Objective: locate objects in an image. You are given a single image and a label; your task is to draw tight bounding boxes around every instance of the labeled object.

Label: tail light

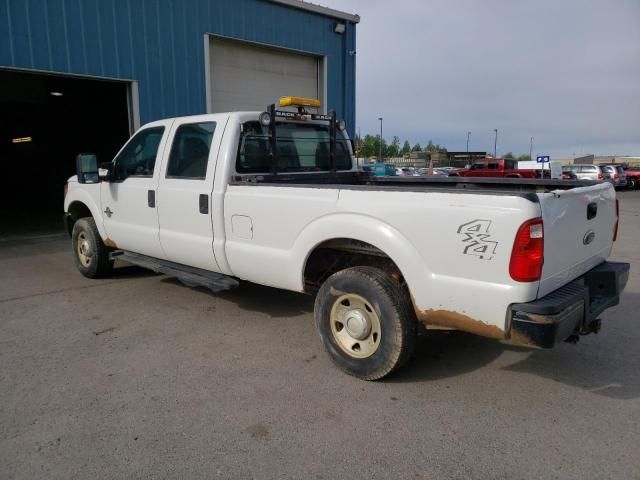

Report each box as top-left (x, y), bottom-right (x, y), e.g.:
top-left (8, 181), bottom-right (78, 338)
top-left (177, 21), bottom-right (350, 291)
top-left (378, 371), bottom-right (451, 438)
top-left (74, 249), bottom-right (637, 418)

top-left (597, 173), bottom-right (604, 180)
top-left (614, 174), bottom-right (619, 180)
top-left (613, 199), bottom-right (619, 241)
top-left (509, 218), bottom-right (544, 282)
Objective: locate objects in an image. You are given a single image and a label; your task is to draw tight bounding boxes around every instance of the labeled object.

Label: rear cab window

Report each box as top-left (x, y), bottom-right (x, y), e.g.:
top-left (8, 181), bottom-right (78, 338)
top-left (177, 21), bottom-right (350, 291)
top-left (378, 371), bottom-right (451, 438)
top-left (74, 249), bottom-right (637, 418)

top-left (236, 121), bottom-right (353, 174)
top-left (166, 122), bottom-right (216, 179)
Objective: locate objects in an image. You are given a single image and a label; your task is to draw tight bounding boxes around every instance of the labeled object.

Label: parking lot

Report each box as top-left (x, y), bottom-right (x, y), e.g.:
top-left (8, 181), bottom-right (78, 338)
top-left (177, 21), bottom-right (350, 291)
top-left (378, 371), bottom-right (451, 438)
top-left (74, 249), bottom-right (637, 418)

top-left (1, 190), bottom-right (638, 479)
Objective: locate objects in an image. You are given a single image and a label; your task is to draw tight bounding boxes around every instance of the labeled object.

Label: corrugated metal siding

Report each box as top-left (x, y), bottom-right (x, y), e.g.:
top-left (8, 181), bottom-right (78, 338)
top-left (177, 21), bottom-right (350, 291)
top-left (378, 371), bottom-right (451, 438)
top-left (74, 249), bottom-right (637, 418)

top-left (0, 0), bottom-right (356, 134)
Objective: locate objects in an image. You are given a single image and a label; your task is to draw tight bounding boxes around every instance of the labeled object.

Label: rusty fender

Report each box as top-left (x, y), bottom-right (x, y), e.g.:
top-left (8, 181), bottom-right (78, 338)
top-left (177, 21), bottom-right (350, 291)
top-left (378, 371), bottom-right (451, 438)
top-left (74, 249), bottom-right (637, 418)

top-left (413, 307), bottom-right (506, 340)
top-left (103, 238), bottom-right (118, 248)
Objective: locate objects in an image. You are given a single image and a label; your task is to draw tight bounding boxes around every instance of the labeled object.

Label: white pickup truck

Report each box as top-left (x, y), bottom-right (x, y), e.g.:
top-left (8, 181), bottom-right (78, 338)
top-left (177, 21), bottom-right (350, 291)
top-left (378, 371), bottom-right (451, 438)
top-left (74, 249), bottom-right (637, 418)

top-left (64, 97), bottom-right (629, 380)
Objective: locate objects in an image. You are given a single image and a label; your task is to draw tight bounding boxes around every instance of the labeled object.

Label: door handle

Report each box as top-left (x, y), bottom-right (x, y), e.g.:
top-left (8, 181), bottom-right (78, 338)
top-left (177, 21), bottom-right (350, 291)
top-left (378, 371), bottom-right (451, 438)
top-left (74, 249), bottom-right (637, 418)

top-left (199, 194), bottom-right (209, 214)
top-left (148, 190), bottom-right (155, 208)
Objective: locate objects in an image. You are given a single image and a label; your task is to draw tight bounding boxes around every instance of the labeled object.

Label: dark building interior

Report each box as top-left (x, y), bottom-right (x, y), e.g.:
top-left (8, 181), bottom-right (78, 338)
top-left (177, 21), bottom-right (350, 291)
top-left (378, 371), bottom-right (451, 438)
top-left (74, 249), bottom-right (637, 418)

top-left (0, 70), bottom-right (131, 237)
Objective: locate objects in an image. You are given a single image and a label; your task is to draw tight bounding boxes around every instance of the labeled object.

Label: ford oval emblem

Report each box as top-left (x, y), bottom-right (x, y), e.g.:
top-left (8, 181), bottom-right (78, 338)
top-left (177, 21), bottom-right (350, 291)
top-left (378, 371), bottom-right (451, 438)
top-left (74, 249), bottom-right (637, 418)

top-left (583, 230), bottom-right (596, 245)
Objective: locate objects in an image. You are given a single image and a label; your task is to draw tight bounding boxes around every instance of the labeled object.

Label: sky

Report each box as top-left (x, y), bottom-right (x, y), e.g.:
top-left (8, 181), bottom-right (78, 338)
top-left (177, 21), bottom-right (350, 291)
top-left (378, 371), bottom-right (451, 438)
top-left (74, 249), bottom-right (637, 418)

top-left (318, 0), bottom-right (640, 158)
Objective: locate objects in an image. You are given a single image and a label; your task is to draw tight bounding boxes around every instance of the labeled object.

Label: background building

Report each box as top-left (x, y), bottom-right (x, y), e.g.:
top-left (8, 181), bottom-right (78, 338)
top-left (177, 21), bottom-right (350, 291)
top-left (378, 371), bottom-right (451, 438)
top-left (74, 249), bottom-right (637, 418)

top-left (0, 0), bottom-right (358, 233)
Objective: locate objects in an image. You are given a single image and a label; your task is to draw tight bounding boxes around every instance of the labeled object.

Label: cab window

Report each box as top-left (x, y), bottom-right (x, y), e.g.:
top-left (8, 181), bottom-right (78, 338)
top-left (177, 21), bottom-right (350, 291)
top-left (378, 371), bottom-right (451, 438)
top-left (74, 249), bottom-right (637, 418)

top-left (113, 127), bottom-right (165, 181)
top-left (504, 160), bottom-right (516, 170)
top-left (237, 121), bottom-right (352, 173)
top-left (166, 122), bottom-right (216, 179)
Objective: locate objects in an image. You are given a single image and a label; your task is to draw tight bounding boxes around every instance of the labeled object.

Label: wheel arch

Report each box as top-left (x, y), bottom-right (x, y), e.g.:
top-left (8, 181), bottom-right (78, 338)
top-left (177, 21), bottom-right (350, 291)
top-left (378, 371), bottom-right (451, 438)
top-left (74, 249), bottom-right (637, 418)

top-left (64, 188), bottom-right (106, 239)
top-left (294, 213), bottom-right (430, 305)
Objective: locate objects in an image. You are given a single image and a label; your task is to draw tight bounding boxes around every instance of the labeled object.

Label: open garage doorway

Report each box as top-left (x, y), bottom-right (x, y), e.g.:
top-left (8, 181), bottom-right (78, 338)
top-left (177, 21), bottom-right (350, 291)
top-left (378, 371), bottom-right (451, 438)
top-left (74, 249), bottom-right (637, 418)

top-left (0, 70), bottom-right (132, 239)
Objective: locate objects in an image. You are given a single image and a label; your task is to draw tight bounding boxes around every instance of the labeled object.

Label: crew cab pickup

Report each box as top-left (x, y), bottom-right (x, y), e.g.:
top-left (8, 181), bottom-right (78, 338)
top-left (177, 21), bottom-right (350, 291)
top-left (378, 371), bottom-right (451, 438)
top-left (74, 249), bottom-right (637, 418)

top-left (451, 158), bottom-right (541, 178)
top-left (64, 97), bottom-right (629, 380)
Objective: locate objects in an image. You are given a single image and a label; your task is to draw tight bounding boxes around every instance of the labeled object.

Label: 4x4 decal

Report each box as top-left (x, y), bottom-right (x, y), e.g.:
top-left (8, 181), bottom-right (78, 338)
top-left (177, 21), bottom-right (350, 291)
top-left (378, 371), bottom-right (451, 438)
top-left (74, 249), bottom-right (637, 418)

top-left (457, 219), bottom-right (498, 260)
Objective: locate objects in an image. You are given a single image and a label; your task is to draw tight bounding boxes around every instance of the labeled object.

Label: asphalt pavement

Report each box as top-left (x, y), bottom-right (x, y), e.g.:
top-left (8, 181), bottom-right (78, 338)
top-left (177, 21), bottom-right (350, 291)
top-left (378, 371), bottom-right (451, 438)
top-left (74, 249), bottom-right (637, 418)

top-left (1, 190), bottom-right (639, 479)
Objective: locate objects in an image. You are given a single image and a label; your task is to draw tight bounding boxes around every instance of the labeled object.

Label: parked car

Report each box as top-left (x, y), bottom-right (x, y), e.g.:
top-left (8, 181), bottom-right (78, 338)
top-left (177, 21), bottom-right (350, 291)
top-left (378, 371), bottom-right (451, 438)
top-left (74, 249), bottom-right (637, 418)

top-left (562, 170), bottom-right (578, 180)
top-left (622, 165), bottom-right (640, 189)
top-left (397, 167), bottom-right (416, 176)
top-left (63, 97), bottom-right (629, 380)
top-left (415, 167), bottom-right (447, 176)
top-left (449, 158), bottom-right (540, 178)
top-left (562, 164), bottom-right (608, 181)
top-left (363, 163), bottom-right (397, 177)
top-left (605, 163), bottom-right (635, 189)
top-left (599, 165), bottom-right (627, 189)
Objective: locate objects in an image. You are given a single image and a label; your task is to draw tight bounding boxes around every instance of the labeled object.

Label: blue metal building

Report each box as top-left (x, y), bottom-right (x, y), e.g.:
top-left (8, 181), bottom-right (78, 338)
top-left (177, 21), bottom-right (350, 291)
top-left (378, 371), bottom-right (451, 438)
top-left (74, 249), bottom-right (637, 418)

top-left (0, 0), bottom-right (358, 132)
top-left (0, 0), bottom-right (358, 226)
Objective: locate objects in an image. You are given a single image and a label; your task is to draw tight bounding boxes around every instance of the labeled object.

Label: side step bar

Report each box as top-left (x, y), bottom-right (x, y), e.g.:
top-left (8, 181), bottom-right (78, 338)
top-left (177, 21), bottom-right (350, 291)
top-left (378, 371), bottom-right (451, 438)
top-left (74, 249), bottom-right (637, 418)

top-left (111, 251), bottom-right (239, 293)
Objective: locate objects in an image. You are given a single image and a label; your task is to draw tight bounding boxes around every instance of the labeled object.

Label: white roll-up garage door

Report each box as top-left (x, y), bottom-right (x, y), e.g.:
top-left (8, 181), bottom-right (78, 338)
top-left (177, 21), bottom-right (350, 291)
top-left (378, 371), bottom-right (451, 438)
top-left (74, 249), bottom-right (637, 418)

top-left (208, 37), bottom-right (322, 113)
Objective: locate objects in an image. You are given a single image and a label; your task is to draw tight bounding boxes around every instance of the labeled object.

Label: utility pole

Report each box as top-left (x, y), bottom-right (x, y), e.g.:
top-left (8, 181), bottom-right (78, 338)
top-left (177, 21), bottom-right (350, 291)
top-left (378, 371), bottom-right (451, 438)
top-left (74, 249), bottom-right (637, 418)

top-left (357, 127), bottom-right (361, 166)
top-left (493, 129), bottom-right (498, 158)
top-left (529, 136), bottom-right (534, 161)
top-left (378, 117), bottom-right (383, 163)
top-left (466, 131), bottom-right (471, 164)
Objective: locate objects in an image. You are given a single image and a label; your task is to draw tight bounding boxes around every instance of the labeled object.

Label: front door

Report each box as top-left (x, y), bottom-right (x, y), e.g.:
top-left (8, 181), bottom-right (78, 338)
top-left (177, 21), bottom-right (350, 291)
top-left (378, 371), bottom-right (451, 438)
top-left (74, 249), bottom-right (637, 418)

top-left (156, 115), bottom-right (227, 271)
top-left (101, 121), bottom-right (172, 259)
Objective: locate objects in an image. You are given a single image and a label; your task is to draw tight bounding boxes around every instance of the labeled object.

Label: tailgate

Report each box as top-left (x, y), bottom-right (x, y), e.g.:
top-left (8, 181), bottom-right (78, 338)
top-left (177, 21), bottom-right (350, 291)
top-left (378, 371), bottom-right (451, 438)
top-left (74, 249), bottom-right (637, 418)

top-left (537, 183), bottom-right (616, 298)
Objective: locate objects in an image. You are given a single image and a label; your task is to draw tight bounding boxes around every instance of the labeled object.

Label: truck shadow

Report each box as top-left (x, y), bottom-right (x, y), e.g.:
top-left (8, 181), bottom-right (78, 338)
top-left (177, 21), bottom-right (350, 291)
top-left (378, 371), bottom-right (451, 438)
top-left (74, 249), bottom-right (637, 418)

top-left (162, 278), bottom-right (640, 399)
top-left (393, 293), bottom-right (640, 399)
top-left (388, 331), bottom-right (511, 383)
top-left (204, 281), bottom-right (314, 318)
top-left (390, 331), bottom-right (640, 400)
top-left (500, 292), bottom-right (640, 400)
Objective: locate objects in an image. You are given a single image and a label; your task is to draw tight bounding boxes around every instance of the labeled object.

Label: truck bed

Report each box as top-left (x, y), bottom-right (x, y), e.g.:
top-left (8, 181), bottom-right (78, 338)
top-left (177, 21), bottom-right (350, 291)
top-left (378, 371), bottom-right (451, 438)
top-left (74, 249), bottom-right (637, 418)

top-left (230, 171), bottom-right (599, 197)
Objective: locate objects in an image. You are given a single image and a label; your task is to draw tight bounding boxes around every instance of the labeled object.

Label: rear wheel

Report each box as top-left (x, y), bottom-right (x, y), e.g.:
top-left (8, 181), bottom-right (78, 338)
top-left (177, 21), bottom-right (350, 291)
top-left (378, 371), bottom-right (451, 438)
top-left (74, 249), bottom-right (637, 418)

top-left (71, 217), bottom-right (114, 278)
top-left (314, 267), bottom-right (416, 380)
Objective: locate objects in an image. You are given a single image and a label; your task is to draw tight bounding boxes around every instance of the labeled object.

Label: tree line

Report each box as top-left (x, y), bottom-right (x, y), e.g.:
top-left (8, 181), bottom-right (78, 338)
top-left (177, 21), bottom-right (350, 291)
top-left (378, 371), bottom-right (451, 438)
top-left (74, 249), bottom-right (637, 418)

top-left (355, 134), bottom-right (446, 158)
top-left (503, 152), bottom-right (533, 161)
top-left (354, 134), bottom-right (533, 162)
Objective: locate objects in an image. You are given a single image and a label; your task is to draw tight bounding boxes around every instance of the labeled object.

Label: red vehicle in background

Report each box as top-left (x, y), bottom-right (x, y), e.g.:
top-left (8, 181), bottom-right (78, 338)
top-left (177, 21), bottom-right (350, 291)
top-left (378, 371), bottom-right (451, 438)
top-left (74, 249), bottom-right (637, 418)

top-left (622, 165), bottom-right (640, 189)
top-left (449, 158), bottom-right (541, 178)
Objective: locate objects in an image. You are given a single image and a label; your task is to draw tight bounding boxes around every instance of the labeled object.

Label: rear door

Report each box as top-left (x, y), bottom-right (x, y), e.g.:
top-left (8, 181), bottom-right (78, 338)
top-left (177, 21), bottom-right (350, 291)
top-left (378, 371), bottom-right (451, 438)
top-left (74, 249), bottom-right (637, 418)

top-left (536, 182), bottom-right (616, 297)
top-left (156, 115), bottom-right (228, 271)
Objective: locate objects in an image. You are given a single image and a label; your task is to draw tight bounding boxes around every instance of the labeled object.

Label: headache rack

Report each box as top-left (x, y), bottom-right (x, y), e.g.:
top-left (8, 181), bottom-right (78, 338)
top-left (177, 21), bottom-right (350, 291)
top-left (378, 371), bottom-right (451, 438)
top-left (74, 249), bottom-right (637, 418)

top-left (260, 97), bottom-right (346, 175)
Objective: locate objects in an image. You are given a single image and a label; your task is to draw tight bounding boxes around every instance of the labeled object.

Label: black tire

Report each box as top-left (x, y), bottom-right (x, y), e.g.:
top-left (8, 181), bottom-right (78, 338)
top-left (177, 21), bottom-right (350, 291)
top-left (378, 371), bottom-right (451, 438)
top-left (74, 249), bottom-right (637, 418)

top-left (71, 217), bottom-right (114, 278)
top-left (314, 266), bottom-right (417, 380)
top-left (629, 177), bottom-right (638, 190)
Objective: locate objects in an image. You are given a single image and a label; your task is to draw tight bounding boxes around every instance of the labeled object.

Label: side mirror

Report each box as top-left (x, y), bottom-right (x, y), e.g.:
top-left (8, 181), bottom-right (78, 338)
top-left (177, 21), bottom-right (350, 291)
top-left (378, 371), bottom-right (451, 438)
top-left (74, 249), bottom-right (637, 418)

top-left (76, 153), bottom-right (100, 184)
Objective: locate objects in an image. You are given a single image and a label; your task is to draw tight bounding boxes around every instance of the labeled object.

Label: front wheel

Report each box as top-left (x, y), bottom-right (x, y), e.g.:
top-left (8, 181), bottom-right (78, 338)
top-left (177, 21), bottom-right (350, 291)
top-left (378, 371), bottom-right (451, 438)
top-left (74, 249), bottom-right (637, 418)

top-left (629, 177), bottom-right (638, 189)
top-left (71, 217), bottom-right (114, 278)
top-left (314, 267), bottom-right (417, 380)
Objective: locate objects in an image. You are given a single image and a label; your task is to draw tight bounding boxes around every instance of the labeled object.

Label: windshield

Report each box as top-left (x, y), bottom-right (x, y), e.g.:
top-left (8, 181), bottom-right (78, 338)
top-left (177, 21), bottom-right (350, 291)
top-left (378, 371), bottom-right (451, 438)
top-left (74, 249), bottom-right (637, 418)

top-left (237, 121), bottom-right (353, 173)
